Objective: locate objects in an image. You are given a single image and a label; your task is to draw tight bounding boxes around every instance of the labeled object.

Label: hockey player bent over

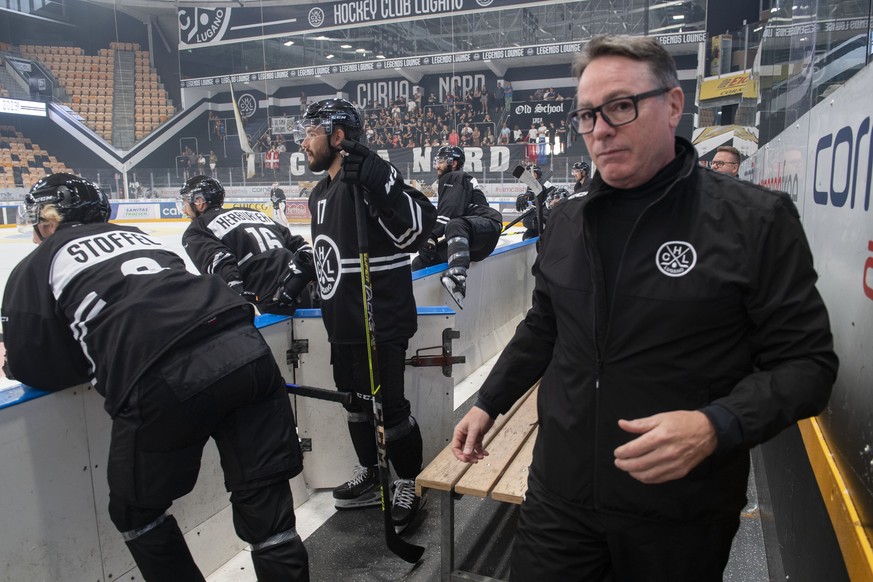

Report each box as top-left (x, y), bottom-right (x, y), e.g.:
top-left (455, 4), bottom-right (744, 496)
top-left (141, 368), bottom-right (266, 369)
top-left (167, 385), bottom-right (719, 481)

top-left (179, 175), bottom-right (315, 315)
top-left (296, 99), bottom-right (437, 533)
top-left (411, 145), bottom-right (502, 309)
top-left (2, 173), bottom-right (309, 581)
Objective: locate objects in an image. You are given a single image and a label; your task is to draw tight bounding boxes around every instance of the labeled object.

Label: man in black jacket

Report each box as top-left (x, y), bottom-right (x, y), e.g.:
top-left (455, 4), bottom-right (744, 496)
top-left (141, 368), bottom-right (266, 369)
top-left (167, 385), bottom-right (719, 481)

top-left (411, 145), bottom-right (502, 308)
top-left (180, 175), bottom-right (314, 315)
top-left (452, 35), bottom-right (837, 581)
top-left (297, 98), bottom-right (436, 533)
top-left (3, 173), bottom-right (309, 581)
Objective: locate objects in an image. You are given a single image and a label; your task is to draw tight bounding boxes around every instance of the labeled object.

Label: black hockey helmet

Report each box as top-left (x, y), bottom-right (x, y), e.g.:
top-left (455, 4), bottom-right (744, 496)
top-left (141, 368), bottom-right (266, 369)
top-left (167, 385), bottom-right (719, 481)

top-left (530, 165), bottom-right (542, 179)
top-left (294, 98), bottom-right (362, 144)
top-left (19, 173), bottom-right (110, 233)
top-left (573, 161), bottom-right (590, 173)
top-left (179, 175), bottom-right (225, 208)
top-left (433, 145), bottom-right (465, 169)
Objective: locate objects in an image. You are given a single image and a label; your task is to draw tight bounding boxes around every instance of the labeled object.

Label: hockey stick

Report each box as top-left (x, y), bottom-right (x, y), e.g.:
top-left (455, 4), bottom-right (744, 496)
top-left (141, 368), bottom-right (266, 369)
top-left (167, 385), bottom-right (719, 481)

top-left (352, 185), bottom-right (425, 564)
top-left (286, 383), bottom-right (355, 406)
top-left (502, 205), bottom-right (536, 233)
top-left (512, 165), bottom-right (549, 238)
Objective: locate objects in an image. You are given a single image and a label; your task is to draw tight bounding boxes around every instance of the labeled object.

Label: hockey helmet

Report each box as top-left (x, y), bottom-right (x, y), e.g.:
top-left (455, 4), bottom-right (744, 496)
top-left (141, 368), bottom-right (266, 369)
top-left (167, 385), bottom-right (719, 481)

top-left (18, 173), bottom-right (110, 234)
top-left (294, 98), bottom-right (362, 144)
top-left (573, 161), bottom-right (590, 173)
top-left (179, 175), bottom-right (225, 209)
top-left (548, 187), bottom-right (570, 202)
top-left (433, 145), bottom-right (465, 169)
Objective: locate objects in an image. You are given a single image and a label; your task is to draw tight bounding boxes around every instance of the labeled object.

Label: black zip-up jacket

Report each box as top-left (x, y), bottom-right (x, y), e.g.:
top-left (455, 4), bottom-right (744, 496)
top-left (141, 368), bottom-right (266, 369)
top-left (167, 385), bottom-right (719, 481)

top-left (2, 222), bottom-right (253, 417)
top-left (477, 138), bottom-right (837, 522)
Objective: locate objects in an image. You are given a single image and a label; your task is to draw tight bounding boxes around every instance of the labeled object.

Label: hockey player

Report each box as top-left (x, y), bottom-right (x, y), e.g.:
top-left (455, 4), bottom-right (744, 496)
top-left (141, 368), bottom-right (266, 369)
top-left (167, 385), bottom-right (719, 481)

top-left (572, 160), bottom-right (592, 194)
top-left (179, 175), bottom-right (315, 315)
top-left (270, 181), bottom-right (290, 228)
top-left (2, 173), bottom-right (309, 581)
top-left (514, 165), bottom-right (553, 240)
top-left (296, 98), bottom-right (437, 533)
top-left (411, 145), bottom-right (502, 309)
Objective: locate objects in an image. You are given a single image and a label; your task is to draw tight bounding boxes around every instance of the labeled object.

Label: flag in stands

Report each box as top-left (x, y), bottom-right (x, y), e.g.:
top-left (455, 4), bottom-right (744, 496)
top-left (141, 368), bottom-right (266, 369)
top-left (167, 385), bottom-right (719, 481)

top-left (229, 84), bottom-right (256, 179)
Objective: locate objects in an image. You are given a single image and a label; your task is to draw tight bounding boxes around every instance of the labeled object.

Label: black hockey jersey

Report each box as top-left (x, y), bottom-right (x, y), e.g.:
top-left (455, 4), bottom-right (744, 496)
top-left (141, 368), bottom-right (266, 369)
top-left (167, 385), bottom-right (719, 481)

top-left (431, 170), bottom-right (502, 240)
top-left (2, 222), bottom-right (253, 417)
top-left (309, 167), bottom-right (436, 344)
top-left (182, 206), bottom-right (309, 309)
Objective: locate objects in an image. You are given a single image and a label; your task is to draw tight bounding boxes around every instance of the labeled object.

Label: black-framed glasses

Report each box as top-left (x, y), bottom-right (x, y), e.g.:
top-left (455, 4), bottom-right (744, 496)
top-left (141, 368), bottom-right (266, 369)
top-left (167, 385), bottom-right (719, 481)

top-left (568, 87), bottom-right (672, 135)
top-left (710, 160), bottom-right (738, 168)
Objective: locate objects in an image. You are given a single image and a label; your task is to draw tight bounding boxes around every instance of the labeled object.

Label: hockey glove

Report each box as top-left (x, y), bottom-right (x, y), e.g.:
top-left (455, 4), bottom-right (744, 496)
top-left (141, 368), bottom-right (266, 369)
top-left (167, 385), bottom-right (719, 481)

top-left (340, 139), bottom-right (402, 209)
top-left (228, 280), bottom-right (258, 303)
top-left (290, 247), bottom-right (317, 282)
top-left (418, 236), bottom-right (439, 262)
top-left (515, 192), bottom-right (533, 212)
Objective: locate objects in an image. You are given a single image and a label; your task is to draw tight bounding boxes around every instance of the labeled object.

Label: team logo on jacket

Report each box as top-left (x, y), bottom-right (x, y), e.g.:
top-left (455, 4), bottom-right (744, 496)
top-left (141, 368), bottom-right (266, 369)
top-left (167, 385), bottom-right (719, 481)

top-left (656, 241), bottom-right (696, 277)
top-left (314, 234), bottom-right (341, 299)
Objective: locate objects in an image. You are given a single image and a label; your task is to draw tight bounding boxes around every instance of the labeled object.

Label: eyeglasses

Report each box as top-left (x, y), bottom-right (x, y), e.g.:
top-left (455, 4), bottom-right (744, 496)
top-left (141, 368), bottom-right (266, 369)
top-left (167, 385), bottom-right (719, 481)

top-left (710, 160), bottom-right (738, 168)
top-left (568, 87), bottom-right (672, 135)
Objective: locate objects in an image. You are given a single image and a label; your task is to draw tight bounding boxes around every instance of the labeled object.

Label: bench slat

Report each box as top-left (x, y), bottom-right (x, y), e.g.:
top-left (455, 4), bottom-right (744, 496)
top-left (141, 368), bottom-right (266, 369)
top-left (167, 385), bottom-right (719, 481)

top-left (491, 425), bottom-right (538, 505)
top-left (453, 386), bottom-right (539, 498)
top-left (415, 384), bottom-right (537, 497)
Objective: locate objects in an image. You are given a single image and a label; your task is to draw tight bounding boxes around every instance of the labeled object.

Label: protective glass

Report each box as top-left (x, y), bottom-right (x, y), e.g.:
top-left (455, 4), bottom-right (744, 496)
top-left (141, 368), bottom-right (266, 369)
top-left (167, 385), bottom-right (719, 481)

top-left (568, 87), bottom-right (671, 135)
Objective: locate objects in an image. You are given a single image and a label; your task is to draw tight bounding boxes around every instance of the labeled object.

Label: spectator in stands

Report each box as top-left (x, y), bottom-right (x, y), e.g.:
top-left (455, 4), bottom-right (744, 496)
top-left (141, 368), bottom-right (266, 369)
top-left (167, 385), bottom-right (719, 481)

top-left (197, 152), bottom-right (206, 175)
top-left (4, 173), bottom-right (310, 582)
top-left (482, 128), bottom-right (496, 147)
top-left (452, 34), bottom-right (837, 582)
top-left (499, 124), bottom-right (511, 144)
top-left (544, 87), bottom-right (557, 101)
top-left (448, 128), bottom-right (460, 146)
top-left (209, 150), bottom-right (218, 176)
top-left (527, 123), bottom-right (538, 143)
top-left (494, 81), bottom-right (505, 113)
top-left (504, 81), bottom-right (513, 110)
top-left (711, 145), bottom-right (742, 177)
top-left (480, 87), bottom-right (489, 117)
top-left (513, 125), bottom-right (524, 143)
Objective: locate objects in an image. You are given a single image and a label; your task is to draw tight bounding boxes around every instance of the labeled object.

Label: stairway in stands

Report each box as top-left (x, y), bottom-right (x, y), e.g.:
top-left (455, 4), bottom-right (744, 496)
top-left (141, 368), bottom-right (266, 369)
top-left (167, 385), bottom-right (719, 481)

top-left (112, 50), bottom-right (136, 149)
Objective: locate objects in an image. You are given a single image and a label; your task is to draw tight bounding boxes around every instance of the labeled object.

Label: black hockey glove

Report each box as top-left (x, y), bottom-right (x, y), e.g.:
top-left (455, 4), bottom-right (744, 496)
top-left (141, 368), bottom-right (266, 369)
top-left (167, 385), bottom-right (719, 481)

top-left (290, 247), bottom-right (316, 282)
top-left (340, 139), bottom-right (402, 209)
top-left (275, 249), bottom-right (316, 308)
top-left (515, 192), bottom-right (534, 212)
top-left (228, 280), bottom-right (258, 303)
top-left (418, 236), bottom-right (439, 262)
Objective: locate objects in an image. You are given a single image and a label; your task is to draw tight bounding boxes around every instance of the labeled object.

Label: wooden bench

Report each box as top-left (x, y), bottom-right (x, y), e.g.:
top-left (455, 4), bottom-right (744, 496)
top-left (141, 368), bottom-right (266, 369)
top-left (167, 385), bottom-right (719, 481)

top-left (416, 384), bottom-right (539, 582)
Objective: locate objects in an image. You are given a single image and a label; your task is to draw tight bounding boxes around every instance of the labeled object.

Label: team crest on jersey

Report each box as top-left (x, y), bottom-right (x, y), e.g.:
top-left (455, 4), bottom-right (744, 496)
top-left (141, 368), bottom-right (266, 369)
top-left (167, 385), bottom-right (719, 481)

top-left (656, 241), bottom-right (696, 277)
top-left (314, 234), bottom-right (341, 299)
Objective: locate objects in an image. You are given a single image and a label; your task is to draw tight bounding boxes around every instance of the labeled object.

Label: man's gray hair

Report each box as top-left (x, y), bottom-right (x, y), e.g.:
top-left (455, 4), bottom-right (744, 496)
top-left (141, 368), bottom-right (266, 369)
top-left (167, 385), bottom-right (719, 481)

top-left (572, 35), bottom-right (680, 89)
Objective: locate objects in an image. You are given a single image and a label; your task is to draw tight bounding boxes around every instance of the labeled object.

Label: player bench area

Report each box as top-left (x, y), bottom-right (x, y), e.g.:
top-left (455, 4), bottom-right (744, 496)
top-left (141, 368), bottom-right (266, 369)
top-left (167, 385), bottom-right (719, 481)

top-left (416, 383), bottom-right (539, 582)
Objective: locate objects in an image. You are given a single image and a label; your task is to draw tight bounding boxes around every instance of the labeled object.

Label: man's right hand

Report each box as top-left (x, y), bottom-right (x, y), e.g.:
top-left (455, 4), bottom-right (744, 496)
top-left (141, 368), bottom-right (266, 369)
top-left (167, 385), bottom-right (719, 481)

top-left (451, 406), bottom-right (494, 463)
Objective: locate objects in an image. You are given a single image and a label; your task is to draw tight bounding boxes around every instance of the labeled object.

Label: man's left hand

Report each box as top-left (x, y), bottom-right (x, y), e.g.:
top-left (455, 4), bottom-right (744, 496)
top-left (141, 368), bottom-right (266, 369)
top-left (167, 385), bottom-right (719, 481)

top-left (613, 410), bottom-right (717, 484)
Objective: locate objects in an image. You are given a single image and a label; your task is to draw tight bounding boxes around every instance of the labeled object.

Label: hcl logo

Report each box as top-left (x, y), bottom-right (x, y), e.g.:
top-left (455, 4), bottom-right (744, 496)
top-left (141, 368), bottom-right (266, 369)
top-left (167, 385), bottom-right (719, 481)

top-left (813, 117), bottom-right (872, 210)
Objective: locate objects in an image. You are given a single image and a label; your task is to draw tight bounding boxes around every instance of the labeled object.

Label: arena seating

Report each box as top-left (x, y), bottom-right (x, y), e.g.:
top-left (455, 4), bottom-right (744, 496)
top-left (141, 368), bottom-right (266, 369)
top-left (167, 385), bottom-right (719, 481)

top-left (18, 42), bottom-right (175, 144)
top-left (0, 125), bottom-right (72, 189)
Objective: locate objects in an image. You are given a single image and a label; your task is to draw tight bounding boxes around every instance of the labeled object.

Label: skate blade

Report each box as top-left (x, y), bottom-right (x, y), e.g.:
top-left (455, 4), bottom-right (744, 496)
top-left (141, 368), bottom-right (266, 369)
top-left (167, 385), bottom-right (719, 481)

top-left (440, 277), bottom-right (464, 310)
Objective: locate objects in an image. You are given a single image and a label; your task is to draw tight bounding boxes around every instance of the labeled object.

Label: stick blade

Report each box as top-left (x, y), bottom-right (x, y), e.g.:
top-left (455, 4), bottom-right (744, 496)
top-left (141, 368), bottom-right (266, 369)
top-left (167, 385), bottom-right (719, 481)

top-left (382, 495), bottom-right (425, 563)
